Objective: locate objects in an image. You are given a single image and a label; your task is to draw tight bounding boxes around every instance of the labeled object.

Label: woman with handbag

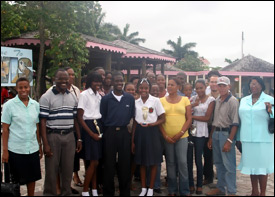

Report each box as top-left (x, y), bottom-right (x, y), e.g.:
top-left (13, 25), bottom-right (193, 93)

top-left (238, 77), bottom-right (274, 196)
top-left (1, 77), bottom-right (42, 196)
top-left (188, 79), bottom-right (215, 195)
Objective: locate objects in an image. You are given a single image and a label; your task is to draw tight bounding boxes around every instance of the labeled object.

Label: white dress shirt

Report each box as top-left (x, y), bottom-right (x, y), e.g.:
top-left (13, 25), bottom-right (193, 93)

top-left (135, 95), bottom-right (165, 124)
top-left (78, 88), bottom-right (102, 120)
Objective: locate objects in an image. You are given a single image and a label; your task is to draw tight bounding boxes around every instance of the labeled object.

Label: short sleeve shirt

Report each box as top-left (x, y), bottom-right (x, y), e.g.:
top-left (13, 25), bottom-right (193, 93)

top-left (39, 87), bottom-right (78, 129)
top-left (135, 95), bottom-right (165, 124)
top-left (192, 95), bottom-right (215, 137)
top-left (1, 95), bottom-right (40, 154)
top-left (160, 96), bottom-right (191, 139)
top-left (212, 93), bottom-right (239, 128)
top-left (78, 88), bottom-right (102, 120)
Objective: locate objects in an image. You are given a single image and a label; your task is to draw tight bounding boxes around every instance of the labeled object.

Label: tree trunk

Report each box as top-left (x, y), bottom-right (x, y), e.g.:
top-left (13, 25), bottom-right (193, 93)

top-left (35, 12), bottom-right (45, 101)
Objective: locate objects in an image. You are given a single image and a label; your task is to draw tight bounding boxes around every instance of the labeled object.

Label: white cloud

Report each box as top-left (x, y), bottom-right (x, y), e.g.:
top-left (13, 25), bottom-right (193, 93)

top-left (100, 1), bottom-right (274, 67)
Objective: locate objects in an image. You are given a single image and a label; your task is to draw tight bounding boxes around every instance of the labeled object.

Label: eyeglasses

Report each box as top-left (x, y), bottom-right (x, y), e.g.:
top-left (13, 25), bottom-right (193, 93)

top-left (140, 78), bottom-right (149, 85)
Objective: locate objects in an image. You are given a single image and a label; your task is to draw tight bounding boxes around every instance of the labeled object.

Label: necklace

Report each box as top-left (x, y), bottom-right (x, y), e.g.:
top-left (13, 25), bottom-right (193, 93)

top-left (252, 97), bottom-right (259, 104)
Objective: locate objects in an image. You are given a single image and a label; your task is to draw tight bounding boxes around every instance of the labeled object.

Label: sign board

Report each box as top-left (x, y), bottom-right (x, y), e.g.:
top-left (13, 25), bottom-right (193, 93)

top-left (1, 47), bottom-right (33, 86)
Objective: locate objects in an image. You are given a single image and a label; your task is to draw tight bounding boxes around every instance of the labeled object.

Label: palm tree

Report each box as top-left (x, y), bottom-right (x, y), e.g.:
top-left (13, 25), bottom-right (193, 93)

top-left (161, 36), bottom-right (198, 61)
top-left (115, 23), bottom-right (146, 45)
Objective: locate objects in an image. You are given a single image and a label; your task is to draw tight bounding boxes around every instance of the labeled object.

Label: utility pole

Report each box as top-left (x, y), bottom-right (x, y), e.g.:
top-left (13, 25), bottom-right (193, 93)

top-left (241, 31), bottom-right (244, 58)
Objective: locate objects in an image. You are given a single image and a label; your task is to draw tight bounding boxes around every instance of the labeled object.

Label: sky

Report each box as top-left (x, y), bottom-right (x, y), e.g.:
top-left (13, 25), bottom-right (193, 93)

top-left (99, 1), bottom-right (274, 68)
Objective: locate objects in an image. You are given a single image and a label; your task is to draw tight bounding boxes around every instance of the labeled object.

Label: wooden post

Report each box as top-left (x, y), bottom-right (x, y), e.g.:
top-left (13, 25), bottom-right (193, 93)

top-left (187, 75), bottom-right (189, 83)
top-left (161, 63), bottom-right (164, 75)
top-left (153, 63), bottom-right (156, 75)
top-left (239, 75), bottom-right (242, 98)
top-left (105, 53), bottom-right (112, 72)
top-left (142, 59), bottom-right (146, 77)
top-left (127, 66), bottom-right (131, 82)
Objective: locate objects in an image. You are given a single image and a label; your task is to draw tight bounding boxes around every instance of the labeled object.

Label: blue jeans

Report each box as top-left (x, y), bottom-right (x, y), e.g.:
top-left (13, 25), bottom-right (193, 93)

top-left (187, 137), bottom-right (205, 188)
top-left (212, 131), bottom-right (236, 195)
top-left (164, 138), bottom-right (189, 195)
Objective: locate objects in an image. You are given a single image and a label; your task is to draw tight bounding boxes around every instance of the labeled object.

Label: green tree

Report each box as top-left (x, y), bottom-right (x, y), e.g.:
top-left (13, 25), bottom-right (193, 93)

top-left (2, 1), bottom-right (89, 99)
top-left (1, 1), bottom-right (35, 41)
top-left (114, 23), bottom-right (146, 45)
top-left (161, 36), bottom-right (198, 61)
top-left (175, 54), bottom-right (206, 71)
top-left (225, 58), bottom-right (239, 64)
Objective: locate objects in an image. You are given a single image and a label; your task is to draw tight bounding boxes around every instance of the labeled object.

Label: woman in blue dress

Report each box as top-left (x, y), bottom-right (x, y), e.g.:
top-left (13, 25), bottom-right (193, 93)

top-left (238, 77), bottom-right (274, 196)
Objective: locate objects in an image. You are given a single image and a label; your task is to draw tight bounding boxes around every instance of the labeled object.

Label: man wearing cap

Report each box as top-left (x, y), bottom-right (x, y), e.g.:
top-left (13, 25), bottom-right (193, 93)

top-left (206, 76), bottom-right (239, 196)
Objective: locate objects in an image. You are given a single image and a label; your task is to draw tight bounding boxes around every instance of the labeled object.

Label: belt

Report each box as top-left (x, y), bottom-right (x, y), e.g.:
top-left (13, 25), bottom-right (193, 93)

top-left (215, 127), bottom-right (230, 132)
top-left (108, 126), bottom-right (127, 131)
top-left (47, 128), bottom-right (73, 135)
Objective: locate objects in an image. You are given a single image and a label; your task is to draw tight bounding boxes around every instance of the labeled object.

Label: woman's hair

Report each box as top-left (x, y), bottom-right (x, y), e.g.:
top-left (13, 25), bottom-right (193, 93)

top-left (85, 71), bottom-right (103, 89)
top-left (248, 77), bottom-right (266, 92)
top-left (137, 78), bottom-right (152, 92)
top-left (124, 82), bottom-right (134, 91)
top-left (130, 76), bottom-right (140, 83)
top-left (183, 82), bottom-right (193, 89)
top-left (92, 67), bottom-right (105, 72)
top-left (169, 78), bottom-right (181, 86)
top-left (16, 77), bottom-right (29, 86)
top-left (105, 71), bottom-right (112, 77)
top-left (195, 78), bottom-right (206, 86)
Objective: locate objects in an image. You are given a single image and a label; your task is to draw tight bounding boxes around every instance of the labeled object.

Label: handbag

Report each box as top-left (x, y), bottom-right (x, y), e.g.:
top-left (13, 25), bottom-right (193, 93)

top-left (266, 105), bottom-right (274, 134)
top-left (1, 163), bottom-right (21, 196)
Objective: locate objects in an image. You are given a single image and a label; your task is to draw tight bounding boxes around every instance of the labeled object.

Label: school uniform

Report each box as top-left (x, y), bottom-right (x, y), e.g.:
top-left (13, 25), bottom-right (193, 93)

top-left (78, 88), bottom-right (102, 161)
top-left (134, 95), bottom-right (165, 166)
top-left (100, 91), bottom-right (135, 196)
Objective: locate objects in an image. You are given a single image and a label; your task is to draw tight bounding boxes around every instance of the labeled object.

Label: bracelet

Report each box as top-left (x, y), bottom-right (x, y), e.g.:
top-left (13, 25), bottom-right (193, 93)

top-left (78, 139), bottom-right (83, 142)
top-left (180, 130), bottom-right (185, 134)
top-left (227, 138), bottom-right (233, 144)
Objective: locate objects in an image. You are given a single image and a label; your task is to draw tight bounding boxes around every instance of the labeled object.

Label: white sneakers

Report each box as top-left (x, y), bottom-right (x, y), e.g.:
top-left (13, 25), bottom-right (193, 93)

top-left (81, 190), bottom-right (98, 196)
top-left (139, 188), bottom-right (154, 196)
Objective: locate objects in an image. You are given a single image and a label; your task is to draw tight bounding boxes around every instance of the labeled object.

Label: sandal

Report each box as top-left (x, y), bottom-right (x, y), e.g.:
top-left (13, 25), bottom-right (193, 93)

top-left (74, 181), bottom-right (84, 187)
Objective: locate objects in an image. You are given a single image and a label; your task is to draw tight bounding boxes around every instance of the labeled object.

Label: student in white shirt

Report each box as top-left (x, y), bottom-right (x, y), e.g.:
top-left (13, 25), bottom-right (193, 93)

top-left (77, 71), bottom-right (103, 197)
top-left (131, 78), bottom-right (166, 196)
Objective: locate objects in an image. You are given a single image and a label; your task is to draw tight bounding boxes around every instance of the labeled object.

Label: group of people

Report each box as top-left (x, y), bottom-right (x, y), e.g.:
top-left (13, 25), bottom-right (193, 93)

top-left (1, 67), bottom-right (274, 196)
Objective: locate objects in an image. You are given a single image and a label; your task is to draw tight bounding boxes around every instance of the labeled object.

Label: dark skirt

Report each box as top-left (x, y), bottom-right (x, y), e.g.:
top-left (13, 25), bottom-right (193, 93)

top-left (134, 125), bottom-right (163, 166)
top-left (82, 119), bottom-right (103, 161)
top-left (8, 150), bottom-right (41, 185)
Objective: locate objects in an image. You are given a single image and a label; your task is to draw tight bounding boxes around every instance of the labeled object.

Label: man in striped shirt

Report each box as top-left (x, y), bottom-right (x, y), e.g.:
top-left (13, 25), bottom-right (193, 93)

top-left (39, 69), bottom-right (82, 196)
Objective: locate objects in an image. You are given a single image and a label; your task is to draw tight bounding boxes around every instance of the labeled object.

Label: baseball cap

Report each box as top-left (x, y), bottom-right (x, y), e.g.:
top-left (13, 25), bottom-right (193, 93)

top-left (217, 76), bottom-right (230, 86)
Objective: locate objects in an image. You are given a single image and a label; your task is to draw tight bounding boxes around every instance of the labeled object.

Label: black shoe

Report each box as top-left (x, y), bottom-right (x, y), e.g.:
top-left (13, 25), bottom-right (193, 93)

top-left (71, 187), bottom-right (79, 194)
top-left (154, 188), bottom-right (162, 194)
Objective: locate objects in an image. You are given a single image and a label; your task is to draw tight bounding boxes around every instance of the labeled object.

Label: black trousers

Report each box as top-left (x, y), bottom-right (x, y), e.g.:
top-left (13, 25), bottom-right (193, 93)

top-left (103, 127), bottom-right (131, 196)
top-left (203, 125), bottom-right (214, 181)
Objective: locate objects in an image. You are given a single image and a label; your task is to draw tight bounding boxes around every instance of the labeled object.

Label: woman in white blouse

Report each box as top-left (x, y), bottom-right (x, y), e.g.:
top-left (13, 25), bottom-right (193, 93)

top-left (77, 72), bottom-right (103, 197)
top-left (188, 79), bottom-right (215, 194)
top-left (131, 78), bottom-right (165, 196)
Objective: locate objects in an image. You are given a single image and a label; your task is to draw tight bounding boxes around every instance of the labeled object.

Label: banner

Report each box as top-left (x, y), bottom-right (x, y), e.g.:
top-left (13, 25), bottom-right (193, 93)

top-left (1, 47), bottom-right (33, 86)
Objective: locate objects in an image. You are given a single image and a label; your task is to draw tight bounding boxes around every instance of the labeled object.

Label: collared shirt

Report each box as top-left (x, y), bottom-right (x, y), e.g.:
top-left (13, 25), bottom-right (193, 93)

top-left (78, 88), bottom-right (102, 120)
top-left (1, 95), bottom-right (40, 154)
top-left (39, 87), bottom-right (78, 129)
top-left (112, 91), bottom-right (123, 102)
top-left (212, 92), bottom-right (239, 128)
top-left (70, 84), bottom-right (81, 101)
top-left (239, 92), bottom-right (274, 143)
top-left (100, 91), bottom-right (135, 127)
top-left (135, 95), bottom-right (165, 124)
top-left (48, 84), bottom-right (80, 101)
